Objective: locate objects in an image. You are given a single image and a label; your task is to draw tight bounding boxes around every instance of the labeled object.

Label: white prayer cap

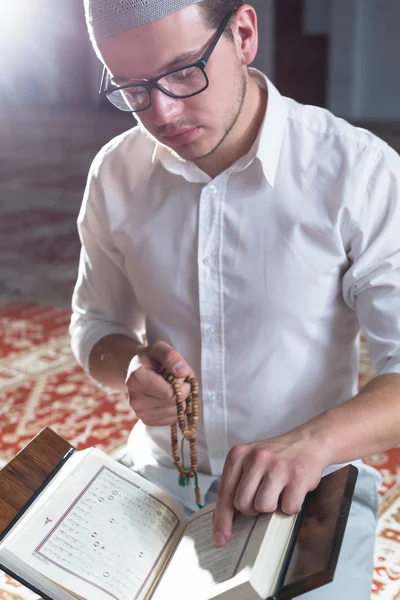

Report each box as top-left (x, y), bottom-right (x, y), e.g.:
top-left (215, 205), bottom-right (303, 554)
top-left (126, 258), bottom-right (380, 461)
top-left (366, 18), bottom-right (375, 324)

top-left (84, 0), bottom-right (204, 39)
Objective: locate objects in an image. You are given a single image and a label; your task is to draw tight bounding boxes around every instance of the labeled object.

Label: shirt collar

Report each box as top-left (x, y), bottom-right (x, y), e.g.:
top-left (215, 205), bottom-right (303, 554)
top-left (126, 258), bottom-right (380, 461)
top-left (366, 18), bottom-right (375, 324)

top-left (152, 69), bottom-right (289, 187)
top-left (251, 70), bottom-right (289, 187)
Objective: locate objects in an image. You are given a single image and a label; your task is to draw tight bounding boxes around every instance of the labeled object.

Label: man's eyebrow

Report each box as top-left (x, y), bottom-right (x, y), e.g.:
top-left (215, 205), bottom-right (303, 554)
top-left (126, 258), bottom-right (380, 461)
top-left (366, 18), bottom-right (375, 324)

top-left (113, 50), bottom-right (201, 84)
top-left (160, 49), bottom-right (202, 72)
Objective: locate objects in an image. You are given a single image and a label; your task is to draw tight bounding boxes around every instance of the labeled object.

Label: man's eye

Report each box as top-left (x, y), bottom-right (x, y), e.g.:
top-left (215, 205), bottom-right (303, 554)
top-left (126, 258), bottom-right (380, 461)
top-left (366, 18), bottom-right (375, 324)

top-left (169, 68), bottom-right (196, 82)
top-left (124, 89), bottom-right (147, 101)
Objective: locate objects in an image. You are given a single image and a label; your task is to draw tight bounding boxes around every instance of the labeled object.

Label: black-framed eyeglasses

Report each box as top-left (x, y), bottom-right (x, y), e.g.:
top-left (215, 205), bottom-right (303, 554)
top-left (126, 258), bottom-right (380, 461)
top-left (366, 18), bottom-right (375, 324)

top-left (99, 9), bottom-right (237, 113)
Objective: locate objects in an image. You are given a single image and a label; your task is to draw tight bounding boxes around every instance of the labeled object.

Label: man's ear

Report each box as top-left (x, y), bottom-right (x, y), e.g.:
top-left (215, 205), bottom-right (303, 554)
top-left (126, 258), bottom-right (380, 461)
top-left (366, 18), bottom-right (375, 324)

top-left (233, 5), bottom-right (258, 67)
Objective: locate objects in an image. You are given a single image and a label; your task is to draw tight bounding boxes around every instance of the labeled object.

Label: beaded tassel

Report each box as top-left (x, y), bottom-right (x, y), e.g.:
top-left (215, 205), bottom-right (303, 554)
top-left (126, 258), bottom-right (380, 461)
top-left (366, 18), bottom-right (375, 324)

top-left (161, 369), bottom-right (203, 509)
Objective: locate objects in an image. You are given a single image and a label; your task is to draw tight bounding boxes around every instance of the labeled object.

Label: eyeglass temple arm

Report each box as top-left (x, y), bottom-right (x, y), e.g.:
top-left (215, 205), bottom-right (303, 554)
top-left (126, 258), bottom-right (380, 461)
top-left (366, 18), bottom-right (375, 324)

top-left (202, 8), bottom-right (237, 63)
top-left (99, 66), bottom-right (107, 94)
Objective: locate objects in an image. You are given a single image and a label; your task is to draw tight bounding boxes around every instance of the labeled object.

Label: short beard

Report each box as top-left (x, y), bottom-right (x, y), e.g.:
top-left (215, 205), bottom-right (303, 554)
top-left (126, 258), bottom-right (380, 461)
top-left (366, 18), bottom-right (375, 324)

top-left (195, 70), bottom-right (248, 161)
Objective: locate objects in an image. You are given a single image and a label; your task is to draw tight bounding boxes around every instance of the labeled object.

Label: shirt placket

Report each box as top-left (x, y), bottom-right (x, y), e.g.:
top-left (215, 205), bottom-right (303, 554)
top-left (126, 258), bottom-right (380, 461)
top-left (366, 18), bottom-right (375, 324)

top-left (198, 179), bottom-right (229, 475)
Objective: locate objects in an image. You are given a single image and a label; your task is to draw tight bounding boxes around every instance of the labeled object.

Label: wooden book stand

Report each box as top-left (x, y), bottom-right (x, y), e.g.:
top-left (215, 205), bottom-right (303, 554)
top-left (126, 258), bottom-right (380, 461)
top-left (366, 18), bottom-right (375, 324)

top-left (0, 428), bottom-right (357, 600)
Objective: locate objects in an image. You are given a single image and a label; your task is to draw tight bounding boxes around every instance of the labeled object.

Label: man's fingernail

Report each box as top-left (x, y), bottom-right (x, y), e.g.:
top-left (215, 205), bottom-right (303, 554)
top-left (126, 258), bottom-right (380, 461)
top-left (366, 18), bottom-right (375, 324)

top-left (173, 362), bottom-right (186, 376)
top-left (214, 532), bottom-right (226, 547)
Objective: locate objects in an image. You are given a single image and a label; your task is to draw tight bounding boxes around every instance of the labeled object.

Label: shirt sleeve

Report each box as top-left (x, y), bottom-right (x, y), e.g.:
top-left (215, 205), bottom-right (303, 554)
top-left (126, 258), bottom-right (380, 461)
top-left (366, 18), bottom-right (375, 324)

top-left (70, 155), bottom-right (146, 373)
top-left (342, 142), bottom-right (400, 376)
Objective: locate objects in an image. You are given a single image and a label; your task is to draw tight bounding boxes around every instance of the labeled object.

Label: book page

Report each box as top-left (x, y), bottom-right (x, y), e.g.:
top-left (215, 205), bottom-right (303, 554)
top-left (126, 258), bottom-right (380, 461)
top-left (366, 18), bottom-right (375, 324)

top-left (150, 505), bottom-right (272, 600)
top-left (3, 449), bottom-right (186, 600)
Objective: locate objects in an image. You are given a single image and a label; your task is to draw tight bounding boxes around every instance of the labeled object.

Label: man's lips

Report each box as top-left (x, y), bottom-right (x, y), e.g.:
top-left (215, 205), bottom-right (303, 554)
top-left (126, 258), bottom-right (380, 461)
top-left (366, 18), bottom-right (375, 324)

top-left (161, 127), bottom-right (200, 143)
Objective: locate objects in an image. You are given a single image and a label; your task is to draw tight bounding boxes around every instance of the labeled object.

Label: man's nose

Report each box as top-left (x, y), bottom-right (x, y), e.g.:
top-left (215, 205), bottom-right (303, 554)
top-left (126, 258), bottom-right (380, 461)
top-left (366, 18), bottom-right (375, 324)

top-left (149, 88), bottom-right (184, 127)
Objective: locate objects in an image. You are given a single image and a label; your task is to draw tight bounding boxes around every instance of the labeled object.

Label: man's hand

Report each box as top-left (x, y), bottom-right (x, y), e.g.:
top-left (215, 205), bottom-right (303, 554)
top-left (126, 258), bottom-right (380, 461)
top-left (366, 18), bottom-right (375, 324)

top-left (212, 430), bottom-right (330, 547)
top-left (126, 341), bottom-right (194, 426)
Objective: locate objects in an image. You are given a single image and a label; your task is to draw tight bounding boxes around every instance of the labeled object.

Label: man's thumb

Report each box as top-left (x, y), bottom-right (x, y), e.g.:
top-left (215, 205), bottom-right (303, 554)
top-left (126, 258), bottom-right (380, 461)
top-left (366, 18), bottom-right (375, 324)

top-left (171, 360), bottom-right (189, 377)
top-left (150, 342), bottom-right (191, 378)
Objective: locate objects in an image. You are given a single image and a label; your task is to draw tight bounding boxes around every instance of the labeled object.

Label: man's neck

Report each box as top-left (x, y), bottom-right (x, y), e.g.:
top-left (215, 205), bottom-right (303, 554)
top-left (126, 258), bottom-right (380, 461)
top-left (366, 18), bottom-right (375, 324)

top-left (195, 74), bottom-right (268, 180)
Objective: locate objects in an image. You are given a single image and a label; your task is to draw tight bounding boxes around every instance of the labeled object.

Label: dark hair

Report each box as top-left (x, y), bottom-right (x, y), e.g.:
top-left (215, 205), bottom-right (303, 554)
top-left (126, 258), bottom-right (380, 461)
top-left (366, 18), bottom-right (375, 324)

top-left (199, 0), bottom-right (243, 37)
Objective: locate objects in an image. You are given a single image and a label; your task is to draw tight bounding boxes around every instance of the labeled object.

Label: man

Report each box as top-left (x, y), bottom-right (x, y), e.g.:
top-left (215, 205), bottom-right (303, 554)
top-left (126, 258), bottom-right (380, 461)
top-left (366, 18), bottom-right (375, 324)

top-left (71, 0), bottom-right (400, 597)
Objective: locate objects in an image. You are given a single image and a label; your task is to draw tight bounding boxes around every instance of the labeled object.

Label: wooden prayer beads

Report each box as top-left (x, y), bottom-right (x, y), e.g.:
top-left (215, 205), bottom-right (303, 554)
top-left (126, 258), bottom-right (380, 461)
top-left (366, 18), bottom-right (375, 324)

top-left (161, 369), bottom-right (202, 508)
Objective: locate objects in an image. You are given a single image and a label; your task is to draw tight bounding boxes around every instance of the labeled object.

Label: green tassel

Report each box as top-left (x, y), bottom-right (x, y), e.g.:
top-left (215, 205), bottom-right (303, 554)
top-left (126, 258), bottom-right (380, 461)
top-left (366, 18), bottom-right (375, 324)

top-left (179, 474), bottom-right (191, 487)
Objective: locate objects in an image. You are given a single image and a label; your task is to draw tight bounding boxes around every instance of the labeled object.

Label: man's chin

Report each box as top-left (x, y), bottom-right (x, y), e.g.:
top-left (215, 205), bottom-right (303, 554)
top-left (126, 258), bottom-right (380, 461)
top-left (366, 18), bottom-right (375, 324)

top-left (163, 140), bottom-right (216, 162)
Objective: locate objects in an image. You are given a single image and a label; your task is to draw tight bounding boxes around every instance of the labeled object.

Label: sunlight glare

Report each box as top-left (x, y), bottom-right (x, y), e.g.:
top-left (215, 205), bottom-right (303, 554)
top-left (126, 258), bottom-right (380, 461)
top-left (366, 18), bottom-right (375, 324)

top-left (0, 1), bottom-right (41, 46)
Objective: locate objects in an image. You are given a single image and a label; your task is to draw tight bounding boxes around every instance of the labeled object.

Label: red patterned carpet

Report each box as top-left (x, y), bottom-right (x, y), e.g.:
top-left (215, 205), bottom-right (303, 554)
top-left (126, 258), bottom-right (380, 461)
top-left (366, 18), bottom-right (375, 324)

top-left (0, 304), bottom-right (399, 599)
top-left (0, 304), bottom-right (138, 599)
top-left (0, 304), bottom-right (137, 463)
top-left (367, 450), bottom-right (400, 598)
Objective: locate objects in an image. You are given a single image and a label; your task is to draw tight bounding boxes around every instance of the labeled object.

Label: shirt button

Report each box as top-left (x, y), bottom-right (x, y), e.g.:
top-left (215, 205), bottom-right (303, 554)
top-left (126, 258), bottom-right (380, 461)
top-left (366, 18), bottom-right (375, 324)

top-left (208, 326), bottom-right (216, 335)
top-left (203, 257), bottom-right (212, 267)
top-left (208, 184), bottom-right (217, 195)
top-left (210, 393), bottom-right (217, 403)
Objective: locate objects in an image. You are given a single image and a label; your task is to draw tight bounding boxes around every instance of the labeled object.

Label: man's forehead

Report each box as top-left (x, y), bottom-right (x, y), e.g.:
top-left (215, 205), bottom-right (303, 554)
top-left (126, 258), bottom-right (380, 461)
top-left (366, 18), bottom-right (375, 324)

top-left (111, 49), bottom-right (201, 84)
top-left (98, 14), bottom-right (209, 82)
top-left (84, 0), bottom-right (203, 40)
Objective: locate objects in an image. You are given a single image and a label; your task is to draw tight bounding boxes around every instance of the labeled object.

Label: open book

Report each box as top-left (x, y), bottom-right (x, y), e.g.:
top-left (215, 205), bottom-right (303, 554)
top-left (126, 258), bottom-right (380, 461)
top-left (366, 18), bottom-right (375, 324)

top-left (0, 430), bottom-right (358, 600)
top-left (0, 447), bottom-right (299, 600)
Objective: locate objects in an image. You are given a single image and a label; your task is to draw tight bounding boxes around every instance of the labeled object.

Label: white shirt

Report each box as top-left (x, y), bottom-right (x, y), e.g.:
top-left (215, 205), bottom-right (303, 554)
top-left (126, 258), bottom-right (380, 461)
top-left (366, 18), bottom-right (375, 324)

top-left (70, 71), bottom-right (398, 510)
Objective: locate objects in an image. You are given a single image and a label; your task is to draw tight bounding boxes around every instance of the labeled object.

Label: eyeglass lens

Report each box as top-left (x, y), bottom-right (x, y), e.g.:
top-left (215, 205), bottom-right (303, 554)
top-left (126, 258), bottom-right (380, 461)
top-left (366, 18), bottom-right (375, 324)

top-left (106, 66), bottom-right (208, 112)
